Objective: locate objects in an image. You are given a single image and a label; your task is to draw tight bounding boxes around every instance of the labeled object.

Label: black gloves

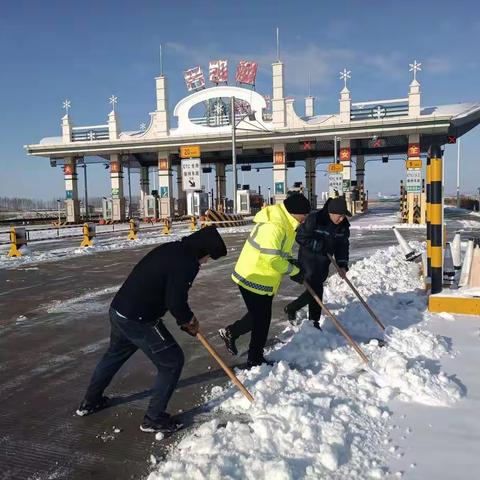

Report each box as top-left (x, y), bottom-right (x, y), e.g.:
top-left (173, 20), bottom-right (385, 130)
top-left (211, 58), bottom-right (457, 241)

top-left (180, 316), bottom-right (199, 337)
top-left (288, 258), bottom-right (301, 269)
top-left (290, 270), bottom-right (304, 284)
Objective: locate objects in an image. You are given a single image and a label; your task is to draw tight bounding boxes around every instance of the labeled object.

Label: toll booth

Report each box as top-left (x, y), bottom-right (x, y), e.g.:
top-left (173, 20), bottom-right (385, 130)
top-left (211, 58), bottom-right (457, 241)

top-left (236, 188), bottom-right (251, 215)
top-left (144, 195), bottom-right (159, 219)
top-left (102, 198), bottom-right (113, 221)
top-left (187, 191), bottom-right (209, 217)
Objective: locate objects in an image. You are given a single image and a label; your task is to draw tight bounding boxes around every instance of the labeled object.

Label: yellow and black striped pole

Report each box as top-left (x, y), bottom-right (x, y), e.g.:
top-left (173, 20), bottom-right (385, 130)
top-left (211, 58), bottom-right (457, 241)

top-left (429, 145), bottom-right (443, 294)
top-left (426, 156), bottom-right (431, 282)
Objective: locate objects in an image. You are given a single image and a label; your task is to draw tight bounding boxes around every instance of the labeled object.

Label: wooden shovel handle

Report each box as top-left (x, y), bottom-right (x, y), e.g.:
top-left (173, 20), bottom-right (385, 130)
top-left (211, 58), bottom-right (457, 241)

top-left (327, 253), bottom-right (385, 331)
top-left (304, 281), bottom-right (369, 364)
top-left (196, 332), bottom-right (254, 403)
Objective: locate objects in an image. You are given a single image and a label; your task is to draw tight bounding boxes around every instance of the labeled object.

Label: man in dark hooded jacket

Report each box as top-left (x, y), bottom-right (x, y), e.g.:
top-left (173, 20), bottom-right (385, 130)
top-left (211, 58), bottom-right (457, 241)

top-left (76, 226), bottom-right (227, 434)
top-left (284, 196), bottom-right (351, 329)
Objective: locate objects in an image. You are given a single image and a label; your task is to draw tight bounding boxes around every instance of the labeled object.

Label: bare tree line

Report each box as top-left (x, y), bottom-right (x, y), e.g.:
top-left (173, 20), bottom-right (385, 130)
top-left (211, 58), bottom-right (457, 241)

top-left (0, 196), bottom-right (141, 211)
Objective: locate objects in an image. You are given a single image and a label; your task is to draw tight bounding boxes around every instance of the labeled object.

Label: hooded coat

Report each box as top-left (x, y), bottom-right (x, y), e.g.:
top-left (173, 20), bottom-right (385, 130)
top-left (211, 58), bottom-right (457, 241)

top-left (296, 200), bottom-right (350, 283)
top-left (111, 227), bottom-right (226, 325)
top-left (232, 203), bottom-right (300, 296)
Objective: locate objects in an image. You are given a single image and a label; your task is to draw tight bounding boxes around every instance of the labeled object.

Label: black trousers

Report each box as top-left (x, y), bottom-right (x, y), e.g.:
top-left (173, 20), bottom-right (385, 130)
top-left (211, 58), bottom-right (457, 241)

top-left (286, 281), bottom-right (324, 321)
top-left (84, 308), bottom-right (184, 422)
top-left (228, 286), bottom-right (273, 363)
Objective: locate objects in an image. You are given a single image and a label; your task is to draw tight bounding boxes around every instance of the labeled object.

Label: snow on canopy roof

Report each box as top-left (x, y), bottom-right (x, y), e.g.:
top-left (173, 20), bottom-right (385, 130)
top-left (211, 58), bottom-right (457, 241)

top-left (420, 102), bottom-right (480, 118)
top-left (39, 136), bottom-right (63, 145)
top-left (304, 102), bottom-right (480, 124)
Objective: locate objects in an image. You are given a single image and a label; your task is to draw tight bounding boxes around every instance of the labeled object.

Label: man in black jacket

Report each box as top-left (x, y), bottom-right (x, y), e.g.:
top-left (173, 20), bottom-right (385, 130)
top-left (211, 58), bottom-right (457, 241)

top-left (285, 196), bottom-right (351, 329)
top-left (76, 226), bottom-right (227, 434)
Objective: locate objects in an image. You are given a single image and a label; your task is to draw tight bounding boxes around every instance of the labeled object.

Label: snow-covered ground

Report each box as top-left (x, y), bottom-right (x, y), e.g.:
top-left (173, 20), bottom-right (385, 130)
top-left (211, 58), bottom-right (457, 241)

top-left (147, 242), bottom-right (475, 480)
top-left (0, 225), bottom-right (253, 270)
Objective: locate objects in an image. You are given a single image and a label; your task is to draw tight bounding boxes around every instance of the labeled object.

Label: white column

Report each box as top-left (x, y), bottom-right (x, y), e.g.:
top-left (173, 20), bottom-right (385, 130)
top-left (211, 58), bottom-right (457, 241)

top-left (139, 166), bottom-right (150, 218)
top-left (408, 79), bottom-right (421, 117)
top-left (149, 75), bottom-right (170, 137)
top-left (272, 62), bottom-right (286, 128)
top-left (305, 157), bottom-right (316, 208)
top-left (176, 164), bottom-right (187, 215)
top-left (273, 144), bottom-right (287, 203)
top-left (305, 96), bottom-right (314, 117)
top-left (157, 152), bottom-right (174, 218)
top-left (339, 87), bottom-right (351, 123)
top-left (108, 111), bottom-right (120, 140)
top-left (215, 162), bottom-right (226, 210)
top-left (110, 154), bottom-right (126, 221)
top-left (62, 114), bottom-right (72, 143)
top-left (339, 139), bottom-right (352, 208)
top-left (64, 157), bottom-right (80, 223)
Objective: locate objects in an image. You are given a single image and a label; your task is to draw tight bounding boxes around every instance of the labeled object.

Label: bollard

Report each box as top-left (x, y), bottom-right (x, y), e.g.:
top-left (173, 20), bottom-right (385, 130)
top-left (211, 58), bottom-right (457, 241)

top-left (8, 226), bottom-right (27, 257)
top-left (451, 233), bottom-right (462, 270)
top-left (80, 223), bottom-right (96, 247)
top-left (162, 218), bottom-right (172, 235)
top-left (459, 239), bottom-right (474, 287)
top-left (127, 218), bottom-right (139, 240)
top-left (190, 216), bottom-right (197, 231)
top-left (443, 243), bottom-right (455, 287)
top-left (470, 245), bottom-right (480, 288)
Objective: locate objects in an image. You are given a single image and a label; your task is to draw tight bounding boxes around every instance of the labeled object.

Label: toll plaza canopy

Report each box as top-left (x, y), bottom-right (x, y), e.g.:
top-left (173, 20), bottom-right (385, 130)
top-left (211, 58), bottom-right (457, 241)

top-left (25, 59), bottom-right (480, 225)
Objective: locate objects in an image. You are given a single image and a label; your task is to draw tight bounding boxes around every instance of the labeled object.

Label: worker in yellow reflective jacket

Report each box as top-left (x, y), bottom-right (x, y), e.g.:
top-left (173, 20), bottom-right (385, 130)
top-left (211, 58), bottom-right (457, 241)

top-left (219, 193), bottom-right (311, 368)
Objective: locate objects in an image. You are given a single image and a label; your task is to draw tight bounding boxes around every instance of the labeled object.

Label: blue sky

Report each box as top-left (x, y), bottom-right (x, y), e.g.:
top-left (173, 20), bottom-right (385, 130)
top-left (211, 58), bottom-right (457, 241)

top-left (1, 0), bottom-right (479, 201)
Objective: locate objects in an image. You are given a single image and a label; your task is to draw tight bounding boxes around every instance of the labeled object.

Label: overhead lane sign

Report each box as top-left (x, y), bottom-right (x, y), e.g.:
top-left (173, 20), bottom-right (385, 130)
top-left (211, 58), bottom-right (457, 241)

top-left (181, 158), bottom-right (201, 191)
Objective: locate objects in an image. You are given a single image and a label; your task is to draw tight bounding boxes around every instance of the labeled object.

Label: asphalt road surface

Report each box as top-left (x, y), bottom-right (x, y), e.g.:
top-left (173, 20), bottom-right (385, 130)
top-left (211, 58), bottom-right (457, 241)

top-left (1, 203), bottom-right (478, 479)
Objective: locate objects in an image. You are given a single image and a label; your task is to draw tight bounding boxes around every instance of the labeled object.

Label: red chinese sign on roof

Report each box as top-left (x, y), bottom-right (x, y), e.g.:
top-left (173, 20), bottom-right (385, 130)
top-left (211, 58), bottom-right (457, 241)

top-left (236, 60), bottom-right (258, 85)
top-left (209, 60), bottom-right (228, 84)
top-left (184, 66), bottom-right (205, 92)
top-left (234, 98), bottom-right (252, 115)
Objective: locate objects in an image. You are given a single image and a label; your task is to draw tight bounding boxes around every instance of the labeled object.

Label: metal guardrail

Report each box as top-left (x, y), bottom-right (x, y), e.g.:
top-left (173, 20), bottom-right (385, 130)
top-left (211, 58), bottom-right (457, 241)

top-left (71, 125), bottom-right (109, 142)
top-left (0, 220), bottom-right (199, 246)
top-left (351, 98), bottom-right (409, 121)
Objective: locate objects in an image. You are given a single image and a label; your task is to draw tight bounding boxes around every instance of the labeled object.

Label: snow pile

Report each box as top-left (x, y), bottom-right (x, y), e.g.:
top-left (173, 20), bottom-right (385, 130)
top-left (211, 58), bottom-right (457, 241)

top-left (148, 243), bottom-right (462, 479)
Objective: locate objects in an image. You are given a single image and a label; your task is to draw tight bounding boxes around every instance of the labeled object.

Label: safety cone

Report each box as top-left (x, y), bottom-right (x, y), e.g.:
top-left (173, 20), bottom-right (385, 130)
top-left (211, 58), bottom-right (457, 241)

top-left (451, 233), bottom-right (462, 270)
top-left (393, 227), bottom-right (420, 261)
top-left (469, 245), bottom-right (480, 288)
top-left (459, 239), bottom-right (474, 287)
top-left (443, 243), bottom-right (455, 287)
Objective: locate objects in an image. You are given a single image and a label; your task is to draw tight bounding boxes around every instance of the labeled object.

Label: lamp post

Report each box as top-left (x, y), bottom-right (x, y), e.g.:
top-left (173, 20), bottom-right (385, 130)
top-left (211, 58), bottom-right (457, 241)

top-left (456, 138), bottom-right (461, 208)
top-left (231, 96), bottom-right (238, 214)
top-left (57, 199), bottom-right (61, 225)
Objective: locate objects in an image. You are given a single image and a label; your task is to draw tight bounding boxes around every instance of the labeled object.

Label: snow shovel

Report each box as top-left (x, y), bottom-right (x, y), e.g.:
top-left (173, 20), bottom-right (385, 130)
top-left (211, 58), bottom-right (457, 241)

top-left (303, 281), bottom-right (369, 364)
top-left (326, 253), bottom-right (385, 331)
top-left (304, 281), bottom-right (389, 386)
top-left (196, 332), bottom-right (254, 403)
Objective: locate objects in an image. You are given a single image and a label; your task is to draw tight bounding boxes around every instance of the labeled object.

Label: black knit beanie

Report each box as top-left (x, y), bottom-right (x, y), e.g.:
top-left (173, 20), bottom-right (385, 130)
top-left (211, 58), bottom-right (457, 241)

top-left (283, 193), bottom-right (311, 214)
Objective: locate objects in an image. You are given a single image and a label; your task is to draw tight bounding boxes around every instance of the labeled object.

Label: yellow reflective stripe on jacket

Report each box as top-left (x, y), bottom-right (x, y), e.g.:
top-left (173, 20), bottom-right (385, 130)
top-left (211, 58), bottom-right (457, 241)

top-left (246, 223), bottom-right (290, 258)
